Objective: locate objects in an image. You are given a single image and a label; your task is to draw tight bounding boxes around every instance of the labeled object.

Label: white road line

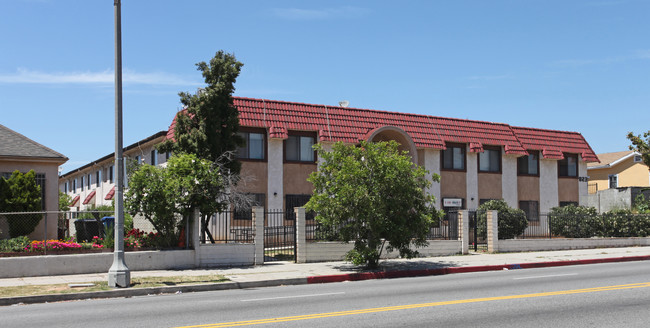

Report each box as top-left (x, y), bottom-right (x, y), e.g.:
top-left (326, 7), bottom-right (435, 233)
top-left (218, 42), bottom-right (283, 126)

top-left (241, 292), bottom-right (346, 302)
top-left (513, 273), bottom-right (579, 280)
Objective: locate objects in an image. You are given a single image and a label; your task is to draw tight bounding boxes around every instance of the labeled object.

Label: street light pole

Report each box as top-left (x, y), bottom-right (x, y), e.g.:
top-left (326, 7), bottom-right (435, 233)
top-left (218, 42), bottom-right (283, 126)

top-left (108, 0), bottom-right (130, 288)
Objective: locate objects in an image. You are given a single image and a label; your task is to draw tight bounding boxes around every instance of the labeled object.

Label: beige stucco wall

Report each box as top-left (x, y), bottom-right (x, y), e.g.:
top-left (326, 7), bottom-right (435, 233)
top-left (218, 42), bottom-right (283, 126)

top-left (0, 160), bottom-right (62, 240)
top-left (239, 161), bottom-right (268, 196)
top-left (440, 170), bottom-right (467, 204)
top-left (283, 163), bottom-right (316, 197)
top-left (478, 173), bottom-right (502, 201)
top-left (518, 175), bottom-right (540, 203)
top-left (558, 178), bottom-right (579, 204)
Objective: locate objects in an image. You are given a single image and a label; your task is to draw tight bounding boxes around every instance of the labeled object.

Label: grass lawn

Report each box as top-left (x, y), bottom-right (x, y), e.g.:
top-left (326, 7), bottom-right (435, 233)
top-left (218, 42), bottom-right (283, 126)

top-left (0, 274), bottom-right (229, 298)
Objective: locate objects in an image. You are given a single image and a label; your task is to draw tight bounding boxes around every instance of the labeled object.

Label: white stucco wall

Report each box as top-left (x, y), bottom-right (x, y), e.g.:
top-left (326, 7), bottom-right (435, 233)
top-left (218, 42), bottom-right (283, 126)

top-left (540, 159), bottom-right (559, 213)
top-left (424, 149), bottom-right (442, 209)
top-left (466, 149), bottom-right (479, 209)
top-left (267, 138), bottom-right (284, 216)
top-left (578, 158), bottom-right (588, 206)
top-left (502, 155), bottom-right (518, 208)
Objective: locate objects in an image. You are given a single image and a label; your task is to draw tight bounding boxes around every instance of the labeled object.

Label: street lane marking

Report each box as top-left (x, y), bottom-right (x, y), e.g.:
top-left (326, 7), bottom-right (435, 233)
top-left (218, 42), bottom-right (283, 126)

top-left (240, 292), bottom-right (345, 302)
top-left (513, 273), bottom-right (578, 280)
top-left (175, 282), bottom-right (650, 328)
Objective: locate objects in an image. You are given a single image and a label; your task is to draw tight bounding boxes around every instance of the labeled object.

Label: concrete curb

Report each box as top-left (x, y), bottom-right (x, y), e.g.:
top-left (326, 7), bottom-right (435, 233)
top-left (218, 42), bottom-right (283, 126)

top-left (2, 255), bottom-right (649, 307)
top-left (306, 255), bottom-right (650, 284)
top-left (0, 278), bottom-right (307, 307)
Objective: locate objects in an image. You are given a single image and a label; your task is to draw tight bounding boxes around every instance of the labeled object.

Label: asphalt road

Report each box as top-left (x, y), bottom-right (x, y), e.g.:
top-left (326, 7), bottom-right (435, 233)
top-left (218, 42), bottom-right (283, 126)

top-left (2, 261), bottom-right (649, 327)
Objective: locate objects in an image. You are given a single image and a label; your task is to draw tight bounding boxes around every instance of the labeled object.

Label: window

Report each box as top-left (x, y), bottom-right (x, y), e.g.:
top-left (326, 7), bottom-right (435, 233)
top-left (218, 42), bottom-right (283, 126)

top-left (64, 181), bottom-right (69, 194)
top-left (96, 170), bottom-right (102, 187)
top-left (237, 131), bottom-right (265, 160)
top-left (518, 151), bottom-right (539, 175)
top-left (109, 165), bottom-right (114, 183)
top-left (135, 155), bottom-right (142, 165)
top-left (151, 150), bottom-right (158, 165)
top-left (73, 178), bottom-right (77, 192)
top-left (634, 155), bottom-right (642, 163)
top-left (442, 143), bottom-right (466, 170)
top-left (608, 174), bottom-right (618, 189)
top-left (519, 201), bottom-right (539, 221)
top-left (35, 173), bottom-right (46, 210)
top-left (87, 173), bottom-right (91, 189)
top-left (234, 193), bottom-right (266, 220)
top-left (81, 176), bottom-right (84, 191)
top-left (285, 134), bottom-right (315, 162)
top-left (285, 194), bottom-right (315, 220)
top-left (558, 154), bottom-right (578, 177)
top-left (166, 151), bottom-right (171, 161)
top-left (559, 201), bottom-right (578, 207)
top-left (478, 146), bottom-right (501, 173)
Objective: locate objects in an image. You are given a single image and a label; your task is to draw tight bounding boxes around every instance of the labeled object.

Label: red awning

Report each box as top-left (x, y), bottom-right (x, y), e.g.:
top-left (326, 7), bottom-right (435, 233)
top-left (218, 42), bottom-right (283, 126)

top-left (82, 190), bottom-right (96, 205)
top-left (70, 195), bottom-right (80, 207)
top-left (105, 186), bottom-right (115, 200)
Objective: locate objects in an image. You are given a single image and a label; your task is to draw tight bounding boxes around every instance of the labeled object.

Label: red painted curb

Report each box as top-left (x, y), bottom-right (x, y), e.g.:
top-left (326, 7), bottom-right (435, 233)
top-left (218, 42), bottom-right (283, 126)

top-left (306, 255), bottom-right (650, 284)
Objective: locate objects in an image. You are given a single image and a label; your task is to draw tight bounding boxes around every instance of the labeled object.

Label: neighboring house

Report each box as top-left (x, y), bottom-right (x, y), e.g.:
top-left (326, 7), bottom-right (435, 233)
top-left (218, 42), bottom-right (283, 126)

top-left (587, 150), bottom-right (649, 193)
top-left (166, 97), bottom-right (599, 223)
top-left (0, 124), bottom-right (68, 240)
top-left (59, 131), bottom-right (168, 211)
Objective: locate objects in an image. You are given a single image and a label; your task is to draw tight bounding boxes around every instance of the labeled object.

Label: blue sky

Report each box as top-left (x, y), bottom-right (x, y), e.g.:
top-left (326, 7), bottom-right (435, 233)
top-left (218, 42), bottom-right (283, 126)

top-left (1, 0), bottom-right (649, 174)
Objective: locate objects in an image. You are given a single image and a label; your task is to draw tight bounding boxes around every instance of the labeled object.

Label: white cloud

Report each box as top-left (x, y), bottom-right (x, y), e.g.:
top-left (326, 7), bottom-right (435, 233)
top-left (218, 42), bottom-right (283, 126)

top-left (552, 50), bottom-right (650, 66)
top-left (272, 6), bottom-right (369, 20)
top-left (0, 68), bottom-right (201, 86)
top-left (465, 74), bottom-right (513, 81)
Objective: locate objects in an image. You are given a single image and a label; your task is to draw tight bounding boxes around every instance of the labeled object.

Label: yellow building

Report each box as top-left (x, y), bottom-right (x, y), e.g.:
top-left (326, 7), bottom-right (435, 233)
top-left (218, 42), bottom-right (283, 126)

top-left (587, 151), bottom-right (649, 193)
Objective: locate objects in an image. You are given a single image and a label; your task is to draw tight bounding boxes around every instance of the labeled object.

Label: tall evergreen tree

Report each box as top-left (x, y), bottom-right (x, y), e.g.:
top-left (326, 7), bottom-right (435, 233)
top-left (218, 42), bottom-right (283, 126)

top-left (158, 50), bottom-right (244, 174)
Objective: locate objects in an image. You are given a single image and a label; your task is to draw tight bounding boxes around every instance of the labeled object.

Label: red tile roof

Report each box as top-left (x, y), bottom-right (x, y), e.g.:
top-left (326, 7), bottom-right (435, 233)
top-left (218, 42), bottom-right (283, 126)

top-left (105, 186), bottom-right (115, 200)
top-left (167, 97), bottom-right (599, 162)
top-left (82, 190), bottom-right (96, 205)
top-left (511, 126), bottom-right (599, 162)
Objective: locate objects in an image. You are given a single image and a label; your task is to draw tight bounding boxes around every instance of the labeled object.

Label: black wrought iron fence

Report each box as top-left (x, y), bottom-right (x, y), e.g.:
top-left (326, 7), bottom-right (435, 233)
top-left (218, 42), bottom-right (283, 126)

top-left (516, 213), bottom-right (650, 239)
top-left (202, 210), bottom-right (255, 244)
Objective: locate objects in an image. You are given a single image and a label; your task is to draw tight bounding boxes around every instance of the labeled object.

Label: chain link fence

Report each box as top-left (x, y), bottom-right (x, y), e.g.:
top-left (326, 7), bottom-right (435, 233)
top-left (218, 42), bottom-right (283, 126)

top-left (0, 211), bottom-right (190, 256)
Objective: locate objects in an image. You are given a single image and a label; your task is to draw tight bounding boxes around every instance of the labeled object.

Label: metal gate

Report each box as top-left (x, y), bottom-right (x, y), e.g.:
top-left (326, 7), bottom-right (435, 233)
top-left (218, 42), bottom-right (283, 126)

top-left (263, 209), bottom-right (296, 262)
top-left (468, 210), bottom-right (487, 251)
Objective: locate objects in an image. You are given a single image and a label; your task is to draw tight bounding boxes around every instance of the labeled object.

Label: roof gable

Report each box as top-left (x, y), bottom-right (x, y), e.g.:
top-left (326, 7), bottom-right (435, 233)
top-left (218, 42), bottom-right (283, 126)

top-left (0, 124), bottom-right (67, 161)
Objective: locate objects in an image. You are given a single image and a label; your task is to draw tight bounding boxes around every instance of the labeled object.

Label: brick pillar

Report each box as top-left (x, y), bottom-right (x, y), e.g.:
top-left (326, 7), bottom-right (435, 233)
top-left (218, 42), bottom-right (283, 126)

top-left (253, 206), bottom-right (265, 265)
top-left (459, 210), bottom-right (469, 254)
top-left (487, 210), bottom-right (499, 253)
top-left (295, 207), bottom-right (307, 263)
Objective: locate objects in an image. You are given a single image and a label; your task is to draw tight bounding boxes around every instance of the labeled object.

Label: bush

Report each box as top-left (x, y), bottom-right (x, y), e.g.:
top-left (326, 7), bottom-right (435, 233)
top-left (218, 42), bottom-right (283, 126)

top-left (0, 236), bottom-right (31, 252)
top-left (477, 200), bottom-right (528, 240)
top-left (548, 205), bottom-right (599, 238)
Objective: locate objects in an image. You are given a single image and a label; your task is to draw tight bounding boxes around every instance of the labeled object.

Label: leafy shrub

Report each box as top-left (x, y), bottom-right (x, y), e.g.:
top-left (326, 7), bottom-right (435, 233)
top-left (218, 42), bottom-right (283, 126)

top-left (477, 200), bottom-right (528, 240)
top-left (548, 205), bottom-right (599, 238)
top-left (0, 236), bottom-right (31, 252)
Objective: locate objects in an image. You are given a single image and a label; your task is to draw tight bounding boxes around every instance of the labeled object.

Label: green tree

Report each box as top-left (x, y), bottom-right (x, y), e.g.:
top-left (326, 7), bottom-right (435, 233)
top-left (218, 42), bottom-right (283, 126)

top-left (158, 50), bottom-right (244, 174)
top-left (476, 200), bottom-right (528, 240)
top-left (58, 191), bottom-right (72, 212)
top-left (125, 154), bottom-right (226, 246)
top-left (306, 141), bottom-right (443, 269)
top-left (548, 205), bottom-right (599, 238)
top-left (627, 130), bottom-right (650, 167)
top-left (0, 170), bottom-right (42, 237)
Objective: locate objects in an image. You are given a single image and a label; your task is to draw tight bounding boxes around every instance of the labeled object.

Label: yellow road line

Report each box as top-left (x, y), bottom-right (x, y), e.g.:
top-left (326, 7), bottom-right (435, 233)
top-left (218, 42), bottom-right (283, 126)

top-left (175, 282), bottom-right (650, 328)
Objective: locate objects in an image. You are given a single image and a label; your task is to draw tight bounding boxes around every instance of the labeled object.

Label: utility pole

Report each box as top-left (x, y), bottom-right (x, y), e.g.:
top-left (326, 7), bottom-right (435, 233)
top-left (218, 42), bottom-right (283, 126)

top-left (108, 0), bottom-right (130, 288)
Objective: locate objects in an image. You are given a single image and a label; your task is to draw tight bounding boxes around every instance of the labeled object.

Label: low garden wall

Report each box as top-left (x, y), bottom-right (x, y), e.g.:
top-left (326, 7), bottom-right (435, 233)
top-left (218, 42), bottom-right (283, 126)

top-left (497, 237), bottom-right (650, 253)
top-left (300, 240), bottom-right (461, 263)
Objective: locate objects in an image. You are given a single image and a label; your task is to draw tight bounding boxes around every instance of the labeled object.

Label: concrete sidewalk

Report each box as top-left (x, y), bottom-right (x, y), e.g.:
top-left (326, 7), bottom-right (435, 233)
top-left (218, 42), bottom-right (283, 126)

top-left (2, 246), bottom-right (650, 305)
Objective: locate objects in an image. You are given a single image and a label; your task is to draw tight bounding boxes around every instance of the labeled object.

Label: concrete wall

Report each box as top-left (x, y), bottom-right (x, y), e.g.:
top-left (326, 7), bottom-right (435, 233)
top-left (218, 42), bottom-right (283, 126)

top-left (498, 237), bottom-right (650, 253)
top-left (197, 244), bottom-right (255, 267)
top-left (585, 188), bottom-right (634, 213)
top-left (0, 250), bottom-right (195, 278)
top-left (301, 240), bottom-right (462, 263)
